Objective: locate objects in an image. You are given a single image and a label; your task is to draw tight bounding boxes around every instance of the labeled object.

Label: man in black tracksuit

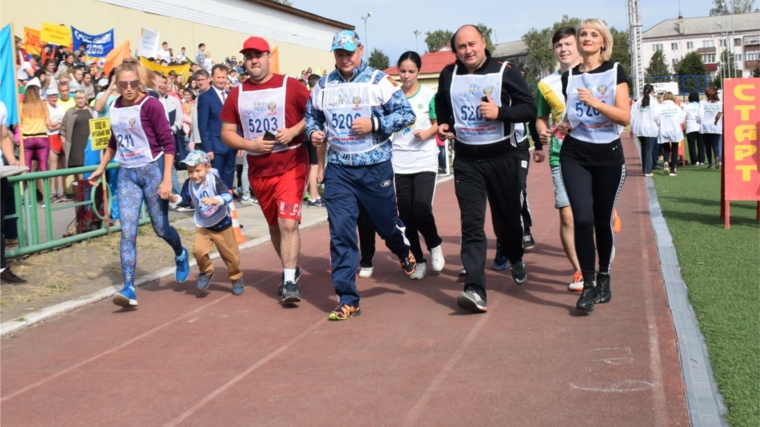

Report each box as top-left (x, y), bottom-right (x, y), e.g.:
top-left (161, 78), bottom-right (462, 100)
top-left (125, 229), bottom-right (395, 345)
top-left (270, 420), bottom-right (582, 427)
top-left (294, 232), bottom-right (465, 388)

top-left (436, 25), bottom-right (537, 313)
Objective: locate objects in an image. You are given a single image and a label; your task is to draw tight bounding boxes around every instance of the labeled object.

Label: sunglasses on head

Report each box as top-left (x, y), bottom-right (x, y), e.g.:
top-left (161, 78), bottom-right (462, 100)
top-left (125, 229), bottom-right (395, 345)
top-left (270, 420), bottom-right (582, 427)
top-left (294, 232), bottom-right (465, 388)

top-left (117, 80), bottom-right (140, 90)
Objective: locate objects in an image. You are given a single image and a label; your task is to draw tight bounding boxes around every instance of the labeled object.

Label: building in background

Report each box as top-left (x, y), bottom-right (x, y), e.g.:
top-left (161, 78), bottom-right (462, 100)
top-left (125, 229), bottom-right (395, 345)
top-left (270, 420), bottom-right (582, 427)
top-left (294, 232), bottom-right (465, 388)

top-left (492, 40), bottom-right (529, 68)
top-left (642, 12), bottom-right (760, 78)
top-left (2, 0), bottom-right (352, 77)
top-left (384, 45), bottom-right (455, 89)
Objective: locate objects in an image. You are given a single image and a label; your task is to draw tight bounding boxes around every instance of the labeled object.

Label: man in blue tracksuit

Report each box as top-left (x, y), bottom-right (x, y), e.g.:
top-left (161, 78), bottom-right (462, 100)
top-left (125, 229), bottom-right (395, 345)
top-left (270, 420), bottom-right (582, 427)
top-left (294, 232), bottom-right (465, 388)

top-left (306, 29), bottom-right (416, 321)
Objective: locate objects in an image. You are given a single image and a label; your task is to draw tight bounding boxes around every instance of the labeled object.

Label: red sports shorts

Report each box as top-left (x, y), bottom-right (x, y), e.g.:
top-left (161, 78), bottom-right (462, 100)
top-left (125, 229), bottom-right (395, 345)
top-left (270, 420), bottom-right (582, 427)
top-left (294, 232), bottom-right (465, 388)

top-left (49, 134), bottom-right (63, 154)
top-left (250, 163), bottom-right (308, 226)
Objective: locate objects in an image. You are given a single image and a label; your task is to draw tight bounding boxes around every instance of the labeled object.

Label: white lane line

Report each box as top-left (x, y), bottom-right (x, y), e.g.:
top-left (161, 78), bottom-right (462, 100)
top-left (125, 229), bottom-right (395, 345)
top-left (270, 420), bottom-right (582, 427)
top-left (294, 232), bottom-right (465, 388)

top-left (163, 317), bottom-right (328, 427)
top-left (637, 171), bottom-right (668, 426)
top-left (1, 293), bottom-right (231, 402)
top-left (401, 294), bottom-right (500, 427)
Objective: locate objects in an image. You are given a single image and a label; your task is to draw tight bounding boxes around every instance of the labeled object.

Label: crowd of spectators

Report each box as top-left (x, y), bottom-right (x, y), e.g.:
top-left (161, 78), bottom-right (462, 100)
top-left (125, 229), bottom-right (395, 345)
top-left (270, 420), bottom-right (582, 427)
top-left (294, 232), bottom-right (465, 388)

top-left (8, 37), bottom-right (320, 213)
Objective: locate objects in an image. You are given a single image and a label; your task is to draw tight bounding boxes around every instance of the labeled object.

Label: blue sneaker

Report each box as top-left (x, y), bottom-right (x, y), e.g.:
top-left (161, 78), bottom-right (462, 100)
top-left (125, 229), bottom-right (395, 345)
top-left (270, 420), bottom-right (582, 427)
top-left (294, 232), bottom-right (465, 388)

top-left (113, 285), bottom-right (138, 308)
top-left (198, 271), bottom-right (214, 291)
top-left (175, 248), bottom-right (190, 283)
top-left (510, 260), bottom-right (528, 285)
top-left (232, 278), bottom-right (245, 296)
top-left (493, 245), bottom-right (509, 271)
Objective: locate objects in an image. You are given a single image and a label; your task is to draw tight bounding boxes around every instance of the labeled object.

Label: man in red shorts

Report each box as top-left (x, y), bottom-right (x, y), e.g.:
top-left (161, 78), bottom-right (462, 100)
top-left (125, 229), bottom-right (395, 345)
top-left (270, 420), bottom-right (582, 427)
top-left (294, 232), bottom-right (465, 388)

top-left (221, 36), bottom-right (310, 304)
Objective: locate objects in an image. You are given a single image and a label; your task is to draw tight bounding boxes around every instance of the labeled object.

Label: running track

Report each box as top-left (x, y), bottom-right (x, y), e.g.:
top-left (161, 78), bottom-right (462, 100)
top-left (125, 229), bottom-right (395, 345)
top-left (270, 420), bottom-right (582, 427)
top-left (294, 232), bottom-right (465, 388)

top-left (0, 137), bottom-right (689, 426)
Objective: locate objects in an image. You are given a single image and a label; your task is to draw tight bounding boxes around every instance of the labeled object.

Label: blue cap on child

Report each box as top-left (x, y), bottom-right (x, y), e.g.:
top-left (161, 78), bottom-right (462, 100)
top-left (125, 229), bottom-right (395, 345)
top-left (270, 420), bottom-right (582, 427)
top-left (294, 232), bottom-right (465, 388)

top-left (181, 150), bottom-right (211, 167)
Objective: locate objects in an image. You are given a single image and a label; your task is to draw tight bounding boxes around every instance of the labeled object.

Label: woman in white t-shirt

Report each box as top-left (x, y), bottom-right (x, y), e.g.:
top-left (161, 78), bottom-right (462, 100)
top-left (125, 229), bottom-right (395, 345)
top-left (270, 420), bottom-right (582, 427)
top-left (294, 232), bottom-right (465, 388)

top-left (683, 92), bottom-right (702, 165)
top-left (631, 84), bottom-right (660, 176)
top-left (390, 51), bottom-right (445, 279)
top-left (698, 87), bottom-right (723, 169)
top-left (657, 92), bottom-right (686, 176)
top-left (45, 86), bottom-right (68, 202)
top-left (356, 52), bottom-right (445, 280)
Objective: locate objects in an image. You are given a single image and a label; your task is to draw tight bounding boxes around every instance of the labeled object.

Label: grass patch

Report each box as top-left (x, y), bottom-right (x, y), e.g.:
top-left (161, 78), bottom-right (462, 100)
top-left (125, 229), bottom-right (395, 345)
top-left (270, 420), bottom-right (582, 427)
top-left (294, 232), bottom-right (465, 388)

top-left (652, 166), bottom-right (759, 427)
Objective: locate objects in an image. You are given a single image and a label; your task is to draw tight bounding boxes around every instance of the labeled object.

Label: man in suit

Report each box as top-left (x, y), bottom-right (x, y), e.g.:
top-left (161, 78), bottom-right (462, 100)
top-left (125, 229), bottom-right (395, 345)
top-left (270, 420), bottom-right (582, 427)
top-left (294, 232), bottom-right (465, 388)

top-left (198, 64), bottom-right (237, 189)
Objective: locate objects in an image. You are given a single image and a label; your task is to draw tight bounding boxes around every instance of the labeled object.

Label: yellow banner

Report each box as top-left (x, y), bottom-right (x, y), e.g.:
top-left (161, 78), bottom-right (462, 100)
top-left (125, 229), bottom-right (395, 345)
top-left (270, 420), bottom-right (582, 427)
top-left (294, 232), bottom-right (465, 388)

top-left (139, 57), bottom-right (191, 79)
top-left (89, 118), bottom-right (111, 151)
top-left (40, 22), bottom-right (72, 48)
top-left (24, 27), bottom-right (42, 55)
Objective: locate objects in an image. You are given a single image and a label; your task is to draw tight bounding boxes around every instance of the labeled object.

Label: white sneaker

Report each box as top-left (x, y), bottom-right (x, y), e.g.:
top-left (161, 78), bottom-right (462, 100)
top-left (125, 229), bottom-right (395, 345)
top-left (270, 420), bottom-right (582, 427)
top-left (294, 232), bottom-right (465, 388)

top-left (430, 245), bottom-right (445, 272)
top-left (410, 262), bottom-right (427, 280)
top-left (568, 271), bottom-right (584, 292)
top-left (358, 266), bottom-right (373, 278)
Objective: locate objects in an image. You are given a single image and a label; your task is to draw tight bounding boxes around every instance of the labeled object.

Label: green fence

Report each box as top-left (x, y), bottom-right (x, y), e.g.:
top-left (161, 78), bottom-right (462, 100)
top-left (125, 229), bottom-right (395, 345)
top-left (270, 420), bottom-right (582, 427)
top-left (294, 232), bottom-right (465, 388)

top-left (4, 164), bottom-right (149, 259)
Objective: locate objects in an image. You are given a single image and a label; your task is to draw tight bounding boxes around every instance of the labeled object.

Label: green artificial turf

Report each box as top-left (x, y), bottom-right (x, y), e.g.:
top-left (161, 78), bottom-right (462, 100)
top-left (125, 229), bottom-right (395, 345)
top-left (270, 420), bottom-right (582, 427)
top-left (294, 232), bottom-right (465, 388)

top-left (652, 165), bottom-right (760, 427)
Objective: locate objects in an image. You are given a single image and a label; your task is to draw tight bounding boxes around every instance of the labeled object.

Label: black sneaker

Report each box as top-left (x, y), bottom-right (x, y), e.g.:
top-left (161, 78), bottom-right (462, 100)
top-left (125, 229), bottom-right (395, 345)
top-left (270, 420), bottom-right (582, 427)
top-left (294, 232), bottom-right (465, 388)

top-left (278, 266), bottom-right (302, 294)
top-left (576, 282), bottom-right (598, 311)
top-left (399, 251), bottom-right (417, 275)
top-left (523, 234), bottom-right (535, 250)
top-left (307, 198), bottom-right (325, 207)
top-left (510, 259), bottom-right (528, 284)
top-left (596, 272), bottom-right (611, 304)
top-left (1, 268), bottom-right (27, 284)
top-left (456, 286), bottom-right (488, 313)
top-left (280, 281), bottom-right (301, 303)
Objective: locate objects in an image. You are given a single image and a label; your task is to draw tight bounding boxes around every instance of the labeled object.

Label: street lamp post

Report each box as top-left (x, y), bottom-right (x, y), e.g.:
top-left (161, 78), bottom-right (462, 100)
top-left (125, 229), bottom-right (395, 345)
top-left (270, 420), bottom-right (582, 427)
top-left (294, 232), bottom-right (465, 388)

top-left (361, 12), bottom-right (371, 58)
top-left (717, 22), bottom-right (724, 87)
top-left (413, 29), bottom-right (422, 52)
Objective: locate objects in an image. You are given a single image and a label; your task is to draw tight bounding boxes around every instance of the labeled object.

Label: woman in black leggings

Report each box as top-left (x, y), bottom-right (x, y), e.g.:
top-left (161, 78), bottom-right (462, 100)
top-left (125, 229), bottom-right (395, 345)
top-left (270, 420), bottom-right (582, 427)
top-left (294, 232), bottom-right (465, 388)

top-left (558, 19), bottom-right (631, 312)
top-left (698, 87), bottom-right (723, 169)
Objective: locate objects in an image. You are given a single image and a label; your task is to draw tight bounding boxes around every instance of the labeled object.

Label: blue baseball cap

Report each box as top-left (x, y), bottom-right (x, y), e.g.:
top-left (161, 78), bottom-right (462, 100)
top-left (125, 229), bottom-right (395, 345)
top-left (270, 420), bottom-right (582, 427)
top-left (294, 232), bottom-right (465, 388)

top-left (330, 30), bottom-right (362, 52)
top-left (180, 150), bottom-right (211, 167)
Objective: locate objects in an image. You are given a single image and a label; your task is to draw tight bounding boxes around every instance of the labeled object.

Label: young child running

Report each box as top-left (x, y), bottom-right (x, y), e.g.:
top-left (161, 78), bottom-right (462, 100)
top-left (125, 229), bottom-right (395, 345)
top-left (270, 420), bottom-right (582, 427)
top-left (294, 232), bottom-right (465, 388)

top-left (169, 151), bottom-right (245, 295)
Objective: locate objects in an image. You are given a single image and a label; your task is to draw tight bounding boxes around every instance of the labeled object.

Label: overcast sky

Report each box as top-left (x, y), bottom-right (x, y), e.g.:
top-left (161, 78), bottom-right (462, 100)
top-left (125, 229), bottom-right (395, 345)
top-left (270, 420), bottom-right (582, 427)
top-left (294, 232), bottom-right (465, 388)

top-left (296, 0), bottom-right (719, 62)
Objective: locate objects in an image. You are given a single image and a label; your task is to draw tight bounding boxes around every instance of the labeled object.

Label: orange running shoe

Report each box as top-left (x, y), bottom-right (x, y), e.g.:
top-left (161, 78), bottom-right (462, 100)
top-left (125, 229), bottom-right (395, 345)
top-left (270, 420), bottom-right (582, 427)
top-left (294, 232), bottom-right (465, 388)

top-left (568, 270), bottom-right (583, 292)
top-left (400, 251), bottom-right (417, 275)
top-left (329, 304), bottom-right (361, 320)
top-left (613, 209), bottom-right (621, 233)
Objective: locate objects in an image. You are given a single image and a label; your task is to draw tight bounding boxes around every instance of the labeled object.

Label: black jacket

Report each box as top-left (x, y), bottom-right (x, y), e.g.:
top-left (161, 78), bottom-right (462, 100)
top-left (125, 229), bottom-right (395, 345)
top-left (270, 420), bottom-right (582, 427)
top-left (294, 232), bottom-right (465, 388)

top-left (435, 51), bottom-right (537, 161)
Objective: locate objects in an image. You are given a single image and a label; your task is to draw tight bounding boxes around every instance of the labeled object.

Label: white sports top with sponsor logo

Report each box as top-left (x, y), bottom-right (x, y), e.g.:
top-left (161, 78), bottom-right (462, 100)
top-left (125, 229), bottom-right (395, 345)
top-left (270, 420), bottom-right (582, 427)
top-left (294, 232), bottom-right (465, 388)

top-left (238, 76), bottom-right (300, 156)
top-left (392, 84), bottom-right (438, 174)
top-left (566, 64), bottom-right (623, 144)
top-left (450, 62), bottom-right (513, 145)
top-left (190, 169), bottom-right (229, 228)
top-left (110, 96), bottom-right (156, 168)
top-left (319, 70), bottom-right (396, 154)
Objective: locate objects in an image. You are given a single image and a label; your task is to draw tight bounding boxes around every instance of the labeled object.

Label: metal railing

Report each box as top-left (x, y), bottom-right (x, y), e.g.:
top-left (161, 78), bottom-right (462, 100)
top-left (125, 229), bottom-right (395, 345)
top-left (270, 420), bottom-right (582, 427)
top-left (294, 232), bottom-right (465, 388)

top-left (4, 164), bottom-right (149, 259)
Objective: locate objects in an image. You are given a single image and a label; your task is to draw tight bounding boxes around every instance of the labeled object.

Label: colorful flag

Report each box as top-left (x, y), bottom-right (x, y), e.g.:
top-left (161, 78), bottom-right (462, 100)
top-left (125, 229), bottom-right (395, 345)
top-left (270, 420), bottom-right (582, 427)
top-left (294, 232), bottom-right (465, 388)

top-left (24, 27), bottom-right (42, 56)
top-left (102, 40), bottom-right (131, 76)
top-left (40, 22), bottom-right (72, 48)
top-left (271, 46), bottom-right (280, 74)
top-left (71, 26), bottom-right (114, 58)
top-left (139, 57), bottom-right (191, 79)
top-left (0, 24), bottom-right (19, 125)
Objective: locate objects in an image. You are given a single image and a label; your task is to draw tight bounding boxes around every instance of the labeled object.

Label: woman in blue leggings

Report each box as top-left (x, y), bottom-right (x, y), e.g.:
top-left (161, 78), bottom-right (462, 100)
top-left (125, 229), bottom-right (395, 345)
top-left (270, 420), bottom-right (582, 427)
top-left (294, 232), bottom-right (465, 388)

top-left (90, 60), bottom-right (190, 308)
